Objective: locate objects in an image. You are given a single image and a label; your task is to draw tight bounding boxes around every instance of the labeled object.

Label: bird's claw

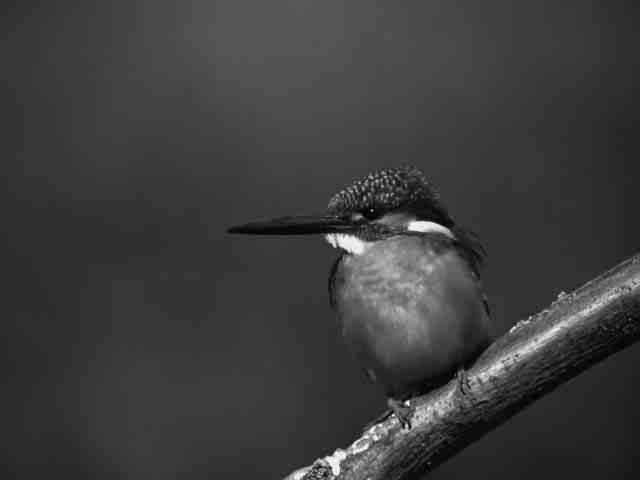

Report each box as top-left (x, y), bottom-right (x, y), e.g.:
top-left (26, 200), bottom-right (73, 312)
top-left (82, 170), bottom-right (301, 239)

top-left (456, 367), bottom-right (472, 397)
top-left (387, 398), bottom-right (414, 429)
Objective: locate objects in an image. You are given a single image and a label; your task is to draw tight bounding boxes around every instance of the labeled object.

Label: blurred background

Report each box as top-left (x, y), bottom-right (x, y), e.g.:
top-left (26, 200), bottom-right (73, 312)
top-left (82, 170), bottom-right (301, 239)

top-left (3, 1), bottom-right (639, 478)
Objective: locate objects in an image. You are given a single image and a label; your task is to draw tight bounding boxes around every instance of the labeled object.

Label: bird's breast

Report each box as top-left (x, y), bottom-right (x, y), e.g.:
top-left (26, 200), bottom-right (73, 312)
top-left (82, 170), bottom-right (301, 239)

top-left (332, 234), bottom-right (490, 398)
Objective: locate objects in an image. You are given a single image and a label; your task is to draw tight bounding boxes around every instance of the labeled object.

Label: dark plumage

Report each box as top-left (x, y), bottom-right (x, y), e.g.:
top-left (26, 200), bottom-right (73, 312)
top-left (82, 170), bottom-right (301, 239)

top-left (326, 166), bottom-right (486, 276)
top-left (228, 166), bottom-right (492, 428)
top-left (325, 167), bottom-right (491, 427)
top-left (330, 234), bottom-right (490, 401)
top-left (327, 166), bottom-right (454, 228)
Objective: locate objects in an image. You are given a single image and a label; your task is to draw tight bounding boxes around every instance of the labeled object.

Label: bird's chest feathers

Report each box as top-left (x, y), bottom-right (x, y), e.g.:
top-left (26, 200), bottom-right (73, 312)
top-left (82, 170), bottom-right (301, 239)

top-left (337, 236), bottom-right (463, 320)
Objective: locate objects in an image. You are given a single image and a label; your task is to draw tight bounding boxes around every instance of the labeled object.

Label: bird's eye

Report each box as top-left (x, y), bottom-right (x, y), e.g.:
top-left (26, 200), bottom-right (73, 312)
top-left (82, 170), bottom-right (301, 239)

top-left (361, 207), bottom-right (379, 220)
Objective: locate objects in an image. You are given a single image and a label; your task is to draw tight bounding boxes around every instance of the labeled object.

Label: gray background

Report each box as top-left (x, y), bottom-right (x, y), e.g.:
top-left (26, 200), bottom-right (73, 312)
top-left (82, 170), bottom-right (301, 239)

top-left (3, 1), bottom-right (639, 478)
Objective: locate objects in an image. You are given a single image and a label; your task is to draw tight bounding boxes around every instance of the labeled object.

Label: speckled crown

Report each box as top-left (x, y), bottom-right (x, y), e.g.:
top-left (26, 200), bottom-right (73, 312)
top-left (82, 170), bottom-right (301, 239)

top-left (326, 166), bottom-right (452, 226)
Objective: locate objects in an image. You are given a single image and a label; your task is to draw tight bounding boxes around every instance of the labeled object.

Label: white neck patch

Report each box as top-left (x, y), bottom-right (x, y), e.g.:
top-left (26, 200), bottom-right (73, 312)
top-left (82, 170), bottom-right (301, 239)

top-left (324, 221), bottom-right (454, 255)
top-left (407, 221), bottom-right (455, 238)
top-left (324, 233), bottom-right (370, 255)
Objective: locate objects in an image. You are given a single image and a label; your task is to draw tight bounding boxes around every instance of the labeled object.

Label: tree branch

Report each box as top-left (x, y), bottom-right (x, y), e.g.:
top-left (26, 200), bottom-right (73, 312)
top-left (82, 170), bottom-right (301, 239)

top-left (284, 253), bottom-right (640, 480)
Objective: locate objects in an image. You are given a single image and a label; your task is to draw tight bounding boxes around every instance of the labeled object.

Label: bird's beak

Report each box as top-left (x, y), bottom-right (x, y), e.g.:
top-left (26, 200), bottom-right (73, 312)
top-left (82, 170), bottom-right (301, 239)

top-left (228, 215), bottom-right (356, 235)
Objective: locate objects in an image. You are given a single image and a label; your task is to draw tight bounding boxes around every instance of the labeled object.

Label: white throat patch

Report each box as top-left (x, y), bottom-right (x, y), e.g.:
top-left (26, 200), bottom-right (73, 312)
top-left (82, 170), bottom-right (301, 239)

top-left (324, 221), bottom-right (454, 255)
top-left (324, 233), bottom-right (370, 255)
top-left (407, 221), bottom-right (454, 238)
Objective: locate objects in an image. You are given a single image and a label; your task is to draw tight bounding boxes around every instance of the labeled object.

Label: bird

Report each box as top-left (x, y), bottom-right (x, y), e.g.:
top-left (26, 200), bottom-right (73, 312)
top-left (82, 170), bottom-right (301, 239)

top-left (228, 166), bottom-right (491, 428)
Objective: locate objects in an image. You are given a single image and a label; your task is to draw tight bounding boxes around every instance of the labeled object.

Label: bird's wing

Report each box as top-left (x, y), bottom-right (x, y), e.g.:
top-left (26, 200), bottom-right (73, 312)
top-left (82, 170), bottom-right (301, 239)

top-left (451, 226), bottom-right (491, 318)
top-left (451, 225), bottom-right (487, 278)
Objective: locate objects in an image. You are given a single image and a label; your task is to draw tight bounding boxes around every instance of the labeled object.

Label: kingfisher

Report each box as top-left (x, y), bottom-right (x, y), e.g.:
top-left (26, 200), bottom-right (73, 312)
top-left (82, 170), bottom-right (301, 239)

top-left (228, 166), bottom-right (491, 428)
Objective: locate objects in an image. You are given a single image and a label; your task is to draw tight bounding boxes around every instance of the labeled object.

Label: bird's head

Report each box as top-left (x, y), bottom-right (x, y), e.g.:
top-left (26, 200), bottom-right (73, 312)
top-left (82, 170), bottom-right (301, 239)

top-left (228, 166), bottom-right (456, 255)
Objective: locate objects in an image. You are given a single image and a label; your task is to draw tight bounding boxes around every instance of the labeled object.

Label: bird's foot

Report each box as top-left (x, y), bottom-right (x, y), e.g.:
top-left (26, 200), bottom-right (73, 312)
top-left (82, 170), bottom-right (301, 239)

top-left (455, 367), bottom-right (472, 397)
top-left (387, 397), bottom-right (414, 429)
